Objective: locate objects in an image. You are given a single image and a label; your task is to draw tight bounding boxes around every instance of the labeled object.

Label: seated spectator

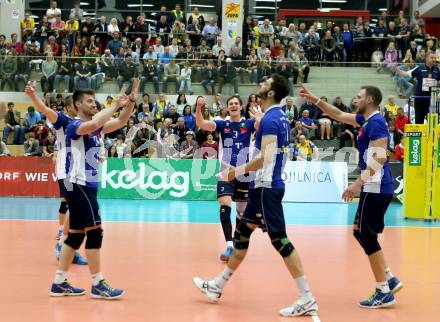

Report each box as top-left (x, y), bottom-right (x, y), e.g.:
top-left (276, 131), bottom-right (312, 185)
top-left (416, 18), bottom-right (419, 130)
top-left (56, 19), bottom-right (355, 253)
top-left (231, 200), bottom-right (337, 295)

top-left (137, 102), bottom-right (151, 123)
top-left (163, 59), bottom-right (181, 93)
top-left (74, 58), bottom-right (92, 89)
top-left (175, 94), bottom-right (187, 114)
top-left (377, 42), bottom-right (397, 74)
top-left (1, 51), bottom-right (17, 91)
top-left (299, 110), bottom-right (317, 139)
top-left (394, 107), bottom-right (409, 144)
top-left (384, 96), bottom-right (400, 117)
top-left (257, 60), bottom-right (272, 83)
top-left (303, 29), bottom-right (320, 61)
top-left (108, 145), bottom-right (117, 158)
top-left (14, 46), bottom-right (31, 91)
top-left (201, 133), bottom-right (218, 159)
top-left (213, 36), bottom-right (227, 57)
top-left (300, 98), bottom-right (318, 120)
top-left (117, 56), bottom-right (138, 94)
top-left (182, 105), bottom-right (196, 131)
top-left (294, 135), bottom-right (319, 161)
top-left (337, 123), bottom-right (358, 151)
top-left (174, 117), bottom-right (188, 144)
top-left (43, 132), bottom-right (56, 157)
top-left (332, 97), bottom-right (349, 137)
top-left (282, 97), bottom-right (299, 121)
top-left (218, 58), bottom-right (239, 95)
top-left (276, 60), bottom-right (295, 96)
top-left (179, 61), bottom-right (193, 95)
top-left (157, 118), bottom-right (178, 158)
top-left (33, 120), bottom-right (49, 145)
top-left (2, 102), bottom-right (23, 144)
top-left (114, 134), bottom-right (129, 158)
top-left (46, 1), bottom-right (61, 19)
top-left (394, 140), bottom-right (404, 161)
top-left (0, 140), bottom-right (10, 156)
top-left (108, 32), bottom-right (122, 57)
top-left (140, 59), bottom-right (160, 94)
top-left (321, 30), bottom-right (336, 63)
top-left (178, 131), bottom-right (199, 159)
top-left (295, 49), bottom-right (310, 83)
top-left (24, 133), bottom-right (40, 156)
top-left (54, 94), bottom-right (64, 111)
top-left (316, 96), bottom-right (333, 140)
top-left (246, 49), bottom-right (259, 84)
top-left (290, 121), bottom-right (309, 143)
top-left (138, 93), bottom-right (153, 115)
top-left (153, 93), bottom-right (172, 116)
top-left (23, 106), bottom-right (41, 133)
top-left (164, 105), bottom-right (181, 125)
top-left (54, 51), bottom-right (71, 93)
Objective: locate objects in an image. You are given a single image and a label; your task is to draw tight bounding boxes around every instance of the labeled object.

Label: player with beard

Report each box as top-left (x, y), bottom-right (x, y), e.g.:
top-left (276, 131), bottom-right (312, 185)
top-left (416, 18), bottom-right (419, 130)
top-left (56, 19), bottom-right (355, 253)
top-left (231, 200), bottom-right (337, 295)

top-left (193, 75), bottom-right (319, 317)
top-left (195, 95), bottom-right (259, 262)
top-left (300, 84), bottom-right (403, 308)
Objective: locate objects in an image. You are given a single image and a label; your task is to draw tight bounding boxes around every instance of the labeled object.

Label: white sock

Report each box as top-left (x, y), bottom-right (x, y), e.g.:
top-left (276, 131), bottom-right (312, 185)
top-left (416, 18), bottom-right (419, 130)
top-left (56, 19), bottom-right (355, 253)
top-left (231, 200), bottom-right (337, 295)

top-left (92, 272), bottom-right (104, 286)
top-left (226, 241), bottom-right (233, 248)
top-left (377, 281), bottom-right (390, 293)
top-left (214, 266), bottom-right (234, 289)
top-left (54, 270), bottom-right (67, 284)
top-left (385, 267), bottom-right (394, 280)
top-left (295, 276), bottom-right (313, 299)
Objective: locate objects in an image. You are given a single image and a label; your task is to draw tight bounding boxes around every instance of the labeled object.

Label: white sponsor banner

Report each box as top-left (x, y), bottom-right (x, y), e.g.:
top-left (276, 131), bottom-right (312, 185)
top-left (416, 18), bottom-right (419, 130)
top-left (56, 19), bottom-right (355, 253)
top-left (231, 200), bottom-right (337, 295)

top-left (283, 161), bottom-right (348, 203)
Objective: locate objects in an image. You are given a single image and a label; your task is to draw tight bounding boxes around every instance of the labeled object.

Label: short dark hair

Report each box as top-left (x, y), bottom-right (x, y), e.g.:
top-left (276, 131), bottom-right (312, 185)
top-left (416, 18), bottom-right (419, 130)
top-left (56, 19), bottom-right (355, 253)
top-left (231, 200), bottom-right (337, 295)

top-left (270, 74), bottom-right (290, 103)
top-left (226, 95), bottom-right (243, 106)
top-left (28, 106), bottom-right (35, 113)
top-left (360, 86), bottom-right (382, 106)
top-left (73, 89), bottom-right (96, 108)
top-left (7, 102), bottom-right (14, 107)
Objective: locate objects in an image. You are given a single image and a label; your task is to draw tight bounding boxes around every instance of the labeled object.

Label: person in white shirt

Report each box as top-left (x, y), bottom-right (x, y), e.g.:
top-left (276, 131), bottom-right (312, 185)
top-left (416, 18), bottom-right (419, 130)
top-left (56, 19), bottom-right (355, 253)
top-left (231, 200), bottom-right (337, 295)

top-left (179, 61), bottom-right (193, 94)
top-left (153, 37), bottom-right (165, 55)
top-left (46, 1), bottom-right (61, 19)
top-left (108, 18), bottom-right (120, 34)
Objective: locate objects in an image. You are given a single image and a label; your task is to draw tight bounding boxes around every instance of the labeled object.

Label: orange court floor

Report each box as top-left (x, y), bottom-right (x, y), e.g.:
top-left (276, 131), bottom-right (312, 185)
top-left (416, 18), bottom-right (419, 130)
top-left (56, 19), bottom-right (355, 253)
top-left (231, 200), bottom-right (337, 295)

top-left (0, 197), bottom-right (439, 322)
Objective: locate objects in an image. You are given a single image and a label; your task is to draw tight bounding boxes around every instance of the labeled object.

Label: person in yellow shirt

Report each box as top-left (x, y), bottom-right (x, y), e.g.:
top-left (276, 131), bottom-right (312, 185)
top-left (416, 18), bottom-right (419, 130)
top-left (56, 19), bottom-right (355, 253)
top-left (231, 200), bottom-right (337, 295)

top-left (252, 18), bottom-right (260, 48)
top-left (294, 135), bottom-right (319, 161)
top-left (384, 95), bottom-right (400, 117)
top-left (65, 14), bottom-right (79, 54)
top-left (21, 13), bottom-right (35, 40)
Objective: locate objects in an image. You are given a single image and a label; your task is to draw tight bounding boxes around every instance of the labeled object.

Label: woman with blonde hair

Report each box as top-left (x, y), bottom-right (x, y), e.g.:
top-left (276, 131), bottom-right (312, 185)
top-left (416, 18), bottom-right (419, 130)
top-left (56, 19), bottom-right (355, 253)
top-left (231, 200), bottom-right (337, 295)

top-left (108, 18), bottom-right (119, 34)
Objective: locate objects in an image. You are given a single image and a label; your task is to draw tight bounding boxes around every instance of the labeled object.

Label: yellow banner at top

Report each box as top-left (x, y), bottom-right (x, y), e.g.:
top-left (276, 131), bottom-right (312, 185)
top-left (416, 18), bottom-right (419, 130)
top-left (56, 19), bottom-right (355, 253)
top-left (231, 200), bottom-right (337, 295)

top-left (225, 3), bottom-right (240, 19)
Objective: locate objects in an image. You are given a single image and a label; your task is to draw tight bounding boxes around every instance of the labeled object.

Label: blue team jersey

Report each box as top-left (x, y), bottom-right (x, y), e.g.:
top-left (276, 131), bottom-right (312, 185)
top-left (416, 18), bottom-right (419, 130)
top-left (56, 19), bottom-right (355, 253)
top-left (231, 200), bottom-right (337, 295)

top-left (53, 113), bottom-right (73, 180)
top-left (252, 106), bottom-right (290, 189)
top-left (355, 112), bottom-right (394, 194)
top-left (65, 119), bottom-right (102, 190)
top-left (215, 118), bottom-right (255, 168)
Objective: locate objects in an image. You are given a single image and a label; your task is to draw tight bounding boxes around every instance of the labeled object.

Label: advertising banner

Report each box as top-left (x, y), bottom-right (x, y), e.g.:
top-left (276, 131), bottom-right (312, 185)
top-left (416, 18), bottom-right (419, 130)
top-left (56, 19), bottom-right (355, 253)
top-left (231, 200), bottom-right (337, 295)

top-left (0, 156), bottom-right (59, 197)
top-left (283, 161), bottom-right (348, 203)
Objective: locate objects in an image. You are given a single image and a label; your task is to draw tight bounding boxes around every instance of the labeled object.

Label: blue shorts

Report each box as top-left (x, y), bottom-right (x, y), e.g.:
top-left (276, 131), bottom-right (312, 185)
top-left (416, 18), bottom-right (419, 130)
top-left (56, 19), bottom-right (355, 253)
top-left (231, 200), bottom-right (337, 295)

top-left (241, 187), bottom-right (285, 233)
top-left (65, 182), bottom-right (101, 230)
top-left (217, 179), bottom-right (249, 202)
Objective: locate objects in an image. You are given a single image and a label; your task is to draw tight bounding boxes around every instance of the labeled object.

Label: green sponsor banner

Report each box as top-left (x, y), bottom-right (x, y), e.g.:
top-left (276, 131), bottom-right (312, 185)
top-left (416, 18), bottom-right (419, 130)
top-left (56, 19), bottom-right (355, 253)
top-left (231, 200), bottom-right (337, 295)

top-left (98, 158), bottom-right (219, 200)
top-left (407, 132), bottom-right (422, 166)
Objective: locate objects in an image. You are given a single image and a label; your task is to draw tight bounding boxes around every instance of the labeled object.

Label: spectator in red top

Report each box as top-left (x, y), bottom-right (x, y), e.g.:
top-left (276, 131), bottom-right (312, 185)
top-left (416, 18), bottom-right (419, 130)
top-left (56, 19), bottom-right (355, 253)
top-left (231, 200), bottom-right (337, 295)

top-left (270, 39), bottom-right (284, 59)
top-left (201, 133), bottom-right (218, 159)
top-left (394, 140), bottom-right (404, 161)
top-left (394, 107), bottom-right (409, 143)
top-left (33, 120), bottom-right (49, 144)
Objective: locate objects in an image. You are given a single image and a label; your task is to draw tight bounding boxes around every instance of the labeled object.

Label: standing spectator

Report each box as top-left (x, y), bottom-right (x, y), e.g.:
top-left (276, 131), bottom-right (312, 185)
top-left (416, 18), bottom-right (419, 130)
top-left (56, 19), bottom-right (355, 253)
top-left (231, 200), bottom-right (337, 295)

top-left (108, 18), bottom-right (120, 35)
top-left (117, 56), bottom-right (138, 93)
top-left (201, 133), bottom-right (218, 159)
top-left (95, 16), bottom-right (109, 53)
top-left (259, 19), bottom-right (274, 47)
top-left (70, 1), bottom-right (84, 21)
top-left (187, 21), bottom-right (202, 48)
top-left (54, 51), bottom-right (72, 93)
top-left (40, 52), bottom-right (58, 94)
top-left (46, 1), bottom-right (61, 20)
top-left (179, 131), bottom-right (199, 159)
top-left (22, 106), bottom-right (41, 133)
top-left (187, 7), bottom-right (205, 29)
top-left (0, 51), bottom-right (17, 91)
top-left (202, 17), bottom-right (221, 48)
top-left (179, 61), bottom-right (193, 94)
top-left (321, 30), bottom-right (336, 63)
top-left (294, 135), bottom-right (319, 161)
top-left (172, 4), bottom-right (185, 24)
top-left (396, 18), bottom-right (411, 59)
top-left (163, 59), bottom-right (180, 93)
top-left (410, 10), bottom-right (425, 30)
top-left (21, 13), bottom-right (35, 41)
top-left (410, 24), bottom-right (425, 50)
top-left (23, 133), bottom-right (40, 156)
top-left (2, 102), bottom-right (23, 144)
top-left (218, 58), bottom-right (239, 95)
top-left (33, 120), bottom-right (49, 144)
top-left (14, 46), bottom-right (31, 91)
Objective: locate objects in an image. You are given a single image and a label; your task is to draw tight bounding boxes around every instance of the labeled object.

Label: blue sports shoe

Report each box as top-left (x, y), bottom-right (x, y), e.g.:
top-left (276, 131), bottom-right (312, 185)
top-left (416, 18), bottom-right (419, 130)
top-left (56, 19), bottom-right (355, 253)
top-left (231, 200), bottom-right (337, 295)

top-left (219, 246), bottom-right (233, 262)
top-left (388, 277), bottom-right (403, 294)
top-left (73, 252), bottom-right (88, 265)
top-left (359, 289), bottom-right (395, 308)
top-left (54, 243), bottom-right (62, 261)
top-left (91, 280), bottom-right (125, 300)
top-left (55, 229), bottom-right (63, 240)
top-left (50, 280), bottom-right (86, 297)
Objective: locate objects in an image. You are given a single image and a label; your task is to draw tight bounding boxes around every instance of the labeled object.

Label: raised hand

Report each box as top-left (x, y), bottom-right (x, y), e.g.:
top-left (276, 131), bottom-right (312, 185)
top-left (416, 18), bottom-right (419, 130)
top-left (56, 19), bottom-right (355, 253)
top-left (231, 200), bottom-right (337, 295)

top-left (249, 104), bottom-right (263, 122)
top-left (24, 81), bottom-right (37, 97)
top-left (128, 78), bottom-right (141, 103)
top-left (196, 96), bottom-right (205, 112)
top-left (116, 85), bottom-right (129, 107)
top-left (298, 83), bottom-right (314, 100)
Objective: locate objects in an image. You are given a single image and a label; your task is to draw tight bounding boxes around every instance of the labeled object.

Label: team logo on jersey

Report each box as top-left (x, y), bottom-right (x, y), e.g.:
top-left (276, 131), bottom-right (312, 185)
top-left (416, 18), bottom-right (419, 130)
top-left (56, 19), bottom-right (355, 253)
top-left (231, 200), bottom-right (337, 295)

top-left (224, 127), bottom-right (231, 134)
top-left (240, 123), bottom-right (248, 134)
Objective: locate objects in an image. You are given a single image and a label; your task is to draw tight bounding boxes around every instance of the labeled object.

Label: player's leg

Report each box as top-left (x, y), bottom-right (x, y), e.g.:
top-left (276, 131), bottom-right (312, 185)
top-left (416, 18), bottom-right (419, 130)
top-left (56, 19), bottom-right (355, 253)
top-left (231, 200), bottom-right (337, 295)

top-left (59, 213), bottom-right (88, 265)
top-left (354, 192), bottom-right (401, 308)
top-left (217, 181), bottom-right (234, 261)
top-left (56, 197), bottom-right (68, 240)
top-left (193, 189), bottom-right (260, 302)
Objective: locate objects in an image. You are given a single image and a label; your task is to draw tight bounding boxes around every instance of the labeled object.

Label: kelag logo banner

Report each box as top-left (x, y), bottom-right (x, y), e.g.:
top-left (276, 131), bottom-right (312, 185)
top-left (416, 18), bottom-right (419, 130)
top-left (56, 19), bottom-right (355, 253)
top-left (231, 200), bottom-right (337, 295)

top-left (98, 158), bottom-right (219, 200)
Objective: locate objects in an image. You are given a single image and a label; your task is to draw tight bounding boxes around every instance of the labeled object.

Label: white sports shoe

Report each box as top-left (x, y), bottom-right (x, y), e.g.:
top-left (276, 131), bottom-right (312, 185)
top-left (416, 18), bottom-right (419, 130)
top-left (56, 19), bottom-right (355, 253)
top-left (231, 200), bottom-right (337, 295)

top-left (279, 295), bottom-right (318, 317)
top-left (193, 277), bottom-right (222, 303)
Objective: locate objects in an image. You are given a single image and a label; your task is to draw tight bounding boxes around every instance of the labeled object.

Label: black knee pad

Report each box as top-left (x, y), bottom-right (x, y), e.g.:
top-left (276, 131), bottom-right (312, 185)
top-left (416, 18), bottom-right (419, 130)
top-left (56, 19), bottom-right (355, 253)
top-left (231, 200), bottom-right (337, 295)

top-left (269, 231), bottom-right (295, 258)
top-left (59, 201), bottom-right (68, 214)
top-left (220, 205), bottom-right (231, 223)
top-left (85, 228), bottom-right (103, 249)
top-left (64, 232), bottom-right (85, 250)
top-left (353, 230), bottom-right (381, 256)
top-left (233, 222), bottom-right (254, 250)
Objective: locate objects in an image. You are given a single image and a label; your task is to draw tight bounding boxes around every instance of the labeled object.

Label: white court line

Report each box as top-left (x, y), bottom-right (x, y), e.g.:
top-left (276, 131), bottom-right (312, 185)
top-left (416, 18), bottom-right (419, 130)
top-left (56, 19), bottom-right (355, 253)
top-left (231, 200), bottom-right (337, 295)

top-left (312, 315), bottom-right (321, 322)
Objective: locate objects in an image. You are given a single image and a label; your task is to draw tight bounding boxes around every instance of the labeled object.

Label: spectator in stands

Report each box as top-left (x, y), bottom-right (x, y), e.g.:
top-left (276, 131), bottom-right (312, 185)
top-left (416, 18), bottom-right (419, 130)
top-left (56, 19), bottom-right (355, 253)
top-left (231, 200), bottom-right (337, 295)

top-left (384, 96), bottom-right (400, 117)
top-left (33, 120), bottom-right (49, 145)
top-left (337, 122), bottom-right (358, 151)
top-left (257, 60), bottom-right (272, 84)
top-left (282, 97), bottom-right (299, 121)
top-left (2, 102), bottom-right (23, 144)
top-left (299, 109), bottom-right (317, 139)
top-left (46, 1), bottom-right (61, 19)
top-left (321, 30), bottom-right (336, 63)
top-left (108, 18), bottom-right (120, 35)
top-left (174, 117), bottom-right (188, 144)
top-left (300, 98), bottom-right (318, 120)
top-left (21, 13), bottom-right (35, 41)
top-left (156, 15), bottom-right (172, 45)
top-left (172, 4), bottom-right (186, 24)
top-left (377, 42), bottom-right (397, 74)
top-left (117, 56), bottom-right (138, 93)
top-left (410, 24), bottom-right (425, 50)
top-left (42, 132), bottom-right (56, 158)
top-left (213, 36), bottom-right (226, 57)
top-left (54, 51), bottom-right (71, 93)
top-left (54, 94), bottom-right (64, 111)
top-left (40, 52), bottom-right (58, 92)
top-left (394, 107), bottom-right (409, 144)
top-left (218, 58), bottom-right (239, 96)
top-left (178, 131), bottom-right (199, 159)
top-left (315, 96), bottom-right (333, 140)
top-left (108, 32), bottom-right (122, 56)
top-left (153, 37), bottom-right (165, 56)
top-left (259, 19), bottom-right (274, 47)
top-left (182, 105), bottom-right (196, 131)
top-left (0, 51), bottom-right (17, 91)
top-left (10, 33), bottom-right (23, 54)
top-left (295, 49), bottom-right (310, 83)
top-left (159, 46), bottom-right (174, 66)
top-left (290, 121), bottom-right (308, 143)
top-left (411, 10), bottom-right (425, 30)
top-left (179, 61), bottom-right (193, 95)
top-left (74, 58), bottom-right (92, 89)
top-left (294, 135), bottom-right (319, 161)
top-left (23, 106), bottom-right (41, 134)
top-left (164, 105), bottom-right (181, 126)
top-left (201, 133), bottom-right (218, 159)
top-left (157, 118), bottom-right (178, 158)
top-left (188, 7), bottom-right (205, 29)
top-left (163, 59), bottom-right (180, 93)
top-left (14, 46), bottom-right (31, 91)
top-left (396, 18), bottom-right (411, 58)
top-left (71, 1), bottom-right (84, 20)
top-left (332, 97), bottom-right (349, 137)
top-left (394, 139), bottom-right (404, 161)
top-left (23, 133), bottom-right (40, 156)
top-left (140, 59), bottom-right (160, 94)
top-left (0, 140), bottom-right (10, 156)
top-left (171, 19), bottom-right (186, 45)
top-left (202, 17), bottom-right (221, 48)
top-left (95, 16), bottom-right (109, 52)
top-left (201, 60), bottom-right (217, 95)
top-left (276, 59), bottom-right (295, 96)
top-left (303, 28), bottom-right (320, 61)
